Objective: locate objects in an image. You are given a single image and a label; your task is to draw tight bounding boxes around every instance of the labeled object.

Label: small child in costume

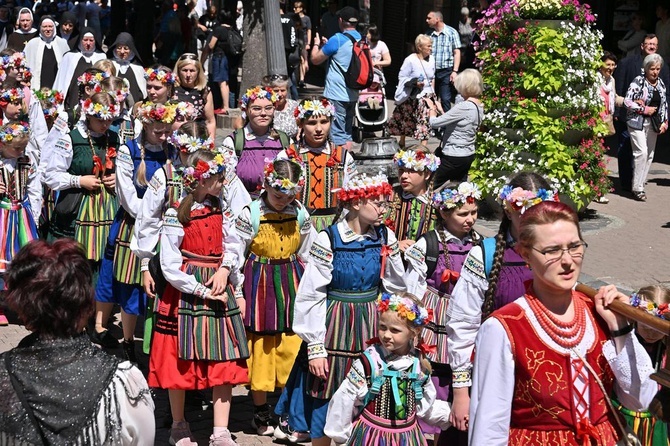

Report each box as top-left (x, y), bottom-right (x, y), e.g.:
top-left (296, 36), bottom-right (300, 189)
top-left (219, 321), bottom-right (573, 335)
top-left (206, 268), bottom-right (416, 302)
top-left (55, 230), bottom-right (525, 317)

top-left (149, 149), bottom-right (249, 446)
top-left (234, 153), bottom-right (317, 436)
top-left (33, 87), bottom-right (64, 131)
top-left (277, 98), bottom-right (357, 231)
top-left (0, 121), bottom-right (41, 325)
top-left (404, 181), bottom-right (481, 445)
top-left (385, 145), bottom-right (440, 253)
top-left (615, 286), bottom-right (670, 446)
top-left (324, 292), bottom-right (451, 445)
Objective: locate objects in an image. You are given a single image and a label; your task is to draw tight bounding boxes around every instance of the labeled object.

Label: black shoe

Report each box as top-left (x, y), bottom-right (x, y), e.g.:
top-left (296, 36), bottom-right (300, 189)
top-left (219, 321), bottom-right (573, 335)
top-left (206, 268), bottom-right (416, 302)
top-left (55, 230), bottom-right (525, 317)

top-left (252, 404), bottom-right (277, 436)
top-left (297, 81), bottom-right (306, 89)
top-left (122, 339), bottom-right (137, 363)
top-left (89, 329), bottom-right (119, 348)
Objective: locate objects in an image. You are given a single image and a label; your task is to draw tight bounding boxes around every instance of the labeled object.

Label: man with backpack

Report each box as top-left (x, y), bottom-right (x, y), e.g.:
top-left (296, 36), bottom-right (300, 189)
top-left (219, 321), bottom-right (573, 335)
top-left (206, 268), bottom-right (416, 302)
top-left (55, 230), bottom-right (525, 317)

top-left (311, 6), bottom-right (371, 148)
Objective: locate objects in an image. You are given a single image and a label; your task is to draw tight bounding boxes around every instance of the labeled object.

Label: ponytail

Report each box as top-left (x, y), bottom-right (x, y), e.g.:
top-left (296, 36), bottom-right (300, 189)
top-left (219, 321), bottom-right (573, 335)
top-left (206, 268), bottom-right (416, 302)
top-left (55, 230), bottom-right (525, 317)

top-left (177, 193), bottom-right (195, 224)
top-left (135, 137), bottom-right (148, 186)
top-left (481, 215), bottom-right (511, 321)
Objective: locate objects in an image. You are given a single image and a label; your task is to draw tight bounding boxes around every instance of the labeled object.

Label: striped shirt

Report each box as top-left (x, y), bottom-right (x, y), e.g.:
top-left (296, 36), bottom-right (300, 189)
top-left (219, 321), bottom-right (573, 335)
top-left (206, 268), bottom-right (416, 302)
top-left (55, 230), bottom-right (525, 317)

top-left (429, 25), bottom-right (462, 70)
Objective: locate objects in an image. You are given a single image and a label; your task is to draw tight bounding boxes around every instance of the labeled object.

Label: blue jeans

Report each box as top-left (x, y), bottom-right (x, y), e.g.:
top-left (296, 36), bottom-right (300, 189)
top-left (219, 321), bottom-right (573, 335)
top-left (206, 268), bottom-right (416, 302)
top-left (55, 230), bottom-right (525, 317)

top-left (435, 68), bottom-right (453, 112)
top-left (329, 99), bottom-right (356, 145)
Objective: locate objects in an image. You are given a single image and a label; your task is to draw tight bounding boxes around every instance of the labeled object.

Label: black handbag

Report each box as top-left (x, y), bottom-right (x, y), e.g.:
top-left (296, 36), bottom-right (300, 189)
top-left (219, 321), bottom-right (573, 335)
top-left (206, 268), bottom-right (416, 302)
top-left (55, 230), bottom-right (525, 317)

top-left (651, 113), bottom-right (663, 133)
top-left (148, 254), bottom-right (167, 297)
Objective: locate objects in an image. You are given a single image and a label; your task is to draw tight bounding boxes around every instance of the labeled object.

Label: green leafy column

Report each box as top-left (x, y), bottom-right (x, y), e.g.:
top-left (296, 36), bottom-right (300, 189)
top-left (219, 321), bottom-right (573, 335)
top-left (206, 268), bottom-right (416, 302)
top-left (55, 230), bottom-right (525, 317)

top-left (472, 0), bottom-right (611, 210)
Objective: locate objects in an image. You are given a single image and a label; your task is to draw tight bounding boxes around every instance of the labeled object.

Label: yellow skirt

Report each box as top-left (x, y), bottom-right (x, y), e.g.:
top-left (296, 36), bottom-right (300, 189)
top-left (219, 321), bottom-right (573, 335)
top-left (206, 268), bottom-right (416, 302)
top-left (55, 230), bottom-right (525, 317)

top-left (246, 332), bottom-right (302, 392)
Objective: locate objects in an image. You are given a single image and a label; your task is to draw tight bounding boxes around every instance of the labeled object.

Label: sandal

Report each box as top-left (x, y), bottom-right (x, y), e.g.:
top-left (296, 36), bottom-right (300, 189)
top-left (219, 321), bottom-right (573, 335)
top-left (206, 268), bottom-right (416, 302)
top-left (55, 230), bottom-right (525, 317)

top-left (632, 191), bottom-right (647, 202)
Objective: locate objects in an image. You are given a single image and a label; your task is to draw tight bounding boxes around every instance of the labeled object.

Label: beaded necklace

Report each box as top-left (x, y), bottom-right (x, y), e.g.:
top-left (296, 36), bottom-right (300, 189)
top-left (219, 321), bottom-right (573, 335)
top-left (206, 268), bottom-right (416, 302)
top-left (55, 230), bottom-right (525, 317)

top-left (526, 293), bottom-right (587, 348)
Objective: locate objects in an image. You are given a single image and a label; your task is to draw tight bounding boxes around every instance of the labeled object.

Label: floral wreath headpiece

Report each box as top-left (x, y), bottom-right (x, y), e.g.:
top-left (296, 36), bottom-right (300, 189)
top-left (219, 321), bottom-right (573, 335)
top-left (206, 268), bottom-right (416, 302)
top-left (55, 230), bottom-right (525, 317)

top-left (77, 71), bottom-right (109, 92)
top-left (33, 88), bottom-right (64, 119)
top-left (144, 67), bottom-right (176, 84)
top-left (0, 121), bottom-right (30, 144)
top-left (294, 98), bottom-right (335, 121)
top-left (182, 153), bottom-right (230, 191)
top-left (239, 86), bottom-right (279, 111)
top-left (498, 185), bottom-right (559, 214)
top-left (0, 87), bottom-right (24, 107)
top-left (334, 173), bottom-right (393, 202)
top-left (393, 149), bottom-right (440, 172)
top-left (170, 130), bottom-right (214, 153)
top-left (432, 181), bottom-right (482, 210)
top-left (136, 101), bottom-right (178, 124)
top-left (263, 149), bottom-right (306, 195)
top-left (0, 53), bottom-right (30, 81)
top-left (107, 78), bottom-right (130, 104)
top-left (81, 97), bottom-right (121, 120)
top-left (174, 101), bottom-right (196, 120)
top-left (377, 292), bottom-right (433, 326)
top-left (630, 292), bottom-right (670, 320)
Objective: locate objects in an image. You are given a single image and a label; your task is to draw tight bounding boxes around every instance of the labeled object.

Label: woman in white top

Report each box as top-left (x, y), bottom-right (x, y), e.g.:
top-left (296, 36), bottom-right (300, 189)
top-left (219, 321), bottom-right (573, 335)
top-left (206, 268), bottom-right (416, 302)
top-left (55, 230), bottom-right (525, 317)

top-left (389, 34), bottom-right (439, 148)
top-left (367, 25), bottom-right (391, 71)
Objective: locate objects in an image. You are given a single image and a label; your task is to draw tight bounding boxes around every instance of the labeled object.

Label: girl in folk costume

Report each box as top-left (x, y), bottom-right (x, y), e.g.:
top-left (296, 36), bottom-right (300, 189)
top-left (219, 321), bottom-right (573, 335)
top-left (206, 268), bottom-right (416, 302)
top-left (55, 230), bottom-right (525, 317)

top-left (142, 65), bottom-right (177, 106)
top-left (234, 154), bottom-right (316, 436)
top-left (44, 91), bottom-right (120, 275)
top-left (470, 201), bottom-right (656, 445)
top-left (92, 102), bottom-right (178, 353)
top-left (100, 75), bottom-right (133, 141)
top-left (0, 122), bottom-right (42, 325)
top-left (222, 86), bottom-right (292, 199)
top-left (444, 171), bottom-right (557, 436)
top-left (33, 87), bottom-right (64, 131)
top-left (0, 79), bottom-right (39, 163)
top-left (149, 149), bottom-right (249, 446)
top-left (385, 146), bottom-right (440, 253)
top-left (277, 98), bottom-right (357, 231)
top-left (324, 293), bottom-right (452, 445)
top-left (274, 173), bottom-right (406, 445)
top-left (403, 181), bottom-right (481, 445)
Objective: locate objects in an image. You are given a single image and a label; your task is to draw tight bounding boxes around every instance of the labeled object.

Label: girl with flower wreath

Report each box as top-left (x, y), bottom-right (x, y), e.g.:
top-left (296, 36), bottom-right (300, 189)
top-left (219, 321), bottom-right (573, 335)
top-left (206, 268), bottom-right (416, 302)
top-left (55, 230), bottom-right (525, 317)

top-left (385, 145), bottom-right (440, 253)
top-left (150, 148), bottom-right (249, 446)
top-left (0, 121), bottom-right (42, 326)
top-left (274, 173), bottom-right (406, 445)
top-left (403, 181), bottom-right (481, 445)
top-left (276, 97), bottom-right (357, 231)
top-left (92, 101), bottom-right (178, 353)
top-left (324, 292), bottom-right (452, 446)
top-left (33, 87), bottom-right (64, 131)
top-left (444, 171), bottom-right (558, 438)
top-left (233, 153), bottom-right (317, 437)
top-left (44, 91), bottom-right (120, 279)
top-left (222, 86), bottom-right (293, 199)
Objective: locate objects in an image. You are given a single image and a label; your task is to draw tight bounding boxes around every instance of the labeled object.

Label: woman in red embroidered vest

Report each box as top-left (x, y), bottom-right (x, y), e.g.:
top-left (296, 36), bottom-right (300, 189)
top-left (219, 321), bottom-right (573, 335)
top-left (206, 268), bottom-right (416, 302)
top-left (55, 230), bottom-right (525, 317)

top-left (469, 201), bottom-right (656, 446)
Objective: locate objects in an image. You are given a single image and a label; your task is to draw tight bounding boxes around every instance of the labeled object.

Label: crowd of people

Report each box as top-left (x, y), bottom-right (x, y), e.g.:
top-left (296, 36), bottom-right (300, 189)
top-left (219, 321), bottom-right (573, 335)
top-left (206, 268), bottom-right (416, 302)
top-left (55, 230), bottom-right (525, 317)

top-left (0, 1), bottom-right (665, 446)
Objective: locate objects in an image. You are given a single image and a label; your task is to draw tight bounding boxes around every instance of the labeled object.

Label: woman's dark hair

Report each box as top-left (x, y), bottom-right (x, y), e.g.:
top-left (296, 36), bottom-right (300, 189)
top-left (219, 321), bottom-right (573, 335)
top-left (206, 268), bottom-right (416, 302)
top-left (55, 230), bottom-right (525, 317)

top-left (5, 239), bottom-right (94, 337)
top-left (481, 171), bottom-right (551, 320)
top-left (601, 51), bottom-right (617, 64)
top-left (367, 24), bottom-right (380, 44)
top-left (266, 159), bottom-right (302, 189)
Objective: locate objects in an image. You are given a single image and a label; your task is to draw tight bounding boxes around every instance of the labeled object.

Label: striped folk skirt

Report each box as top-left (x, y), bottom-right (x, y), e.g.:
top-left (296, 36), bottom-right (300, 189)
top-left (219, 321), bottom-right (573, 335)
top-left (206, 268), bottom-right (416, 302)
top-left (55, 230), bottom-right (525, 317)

top-left (348, 411), bottom-right (426, 446)
top-left (614, 397), bottom-right (669, 446)
top-left (243, 252), bottom-right (303, 334)
top-left (0, 199), bottom-right (38, 272)
top-left (309, 288), bottom-right (379, 400)
top-left (75, 186), bottom-right (117, 262)
top-left (148, 252), bottom-right (249, 390)
top-left (309, 209), bottom-right (337, 233)
top-left (112, 210), bottom-right (141, 285)
top-left (421, 286), bottom-right (451, 365)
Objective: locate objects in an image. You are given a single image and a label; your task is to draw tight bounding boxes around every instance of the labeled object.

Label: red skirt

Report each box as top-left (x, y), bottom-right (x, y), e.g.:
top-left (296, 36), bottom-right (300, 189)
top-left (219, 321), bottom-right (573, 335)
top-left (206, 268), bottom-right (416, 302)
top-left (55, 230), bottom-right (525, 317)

top-left (148, 283), bottom-right (249, 390)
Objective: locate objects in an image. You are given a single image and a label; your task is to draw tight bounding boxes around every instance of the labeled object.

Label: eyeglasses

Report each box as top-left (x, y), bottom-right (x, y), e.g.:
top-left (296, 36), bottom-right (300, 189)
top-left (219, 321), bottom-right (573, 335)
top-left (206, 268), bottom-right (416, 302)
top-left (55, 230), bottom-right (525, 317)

top-left (179, 53), bottom-right (198, 61)
top-left (368, 200), bottom-right (390, 212)
top-left (263, 74), bottom-right (289, 83)
top-left (249, 105), bottom-right (275, 114)
top-left (531, 242), bottom-right (588, 262)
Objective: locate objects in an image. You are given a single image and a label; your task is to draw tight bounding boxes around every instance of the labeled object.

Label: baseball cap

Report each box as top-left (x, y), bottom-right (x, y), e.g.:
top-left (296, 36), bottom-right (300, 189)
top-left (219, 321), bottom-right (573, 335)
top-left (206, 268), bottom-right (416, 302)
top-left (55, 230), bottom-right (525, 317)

top-left (337, 6), bottom-right (359, 23)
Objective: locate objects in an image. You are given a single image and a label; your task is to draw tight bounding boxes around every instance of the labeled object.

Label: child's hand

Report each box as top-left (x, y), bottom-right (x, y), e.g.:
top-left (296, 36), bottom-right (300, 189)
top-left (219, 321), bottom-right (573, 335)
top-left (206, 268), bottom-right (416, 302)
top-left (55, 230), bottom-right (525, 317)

top-left (102, 173), bottom-right (116, 190)
top-left (142, 271), bottom-right (156, 298)
top-left (206, 267), bottom-right (230, 295)
top-left (0, 182), bottom-right (6, 195)
top-left (450, 388), bottom-right (470, 431)
top-left (398, 239), bottom-right (415, 252)
top-left (309, 357), bottom-right (329, 380)
top-left (80, 175), bottom-right (101, 191)
top-left (236, 297), bottom-right (245, 319)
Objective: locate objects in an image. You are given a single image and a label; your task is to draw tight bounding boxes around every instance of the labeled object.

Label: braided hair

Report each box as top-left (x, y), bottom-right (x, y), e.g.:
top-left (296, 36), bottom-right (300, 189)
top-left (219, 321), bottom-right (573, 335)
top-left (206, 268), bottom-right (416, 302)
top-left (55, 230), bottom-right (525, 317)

top-left (480, 172), bottom-right (551, 320)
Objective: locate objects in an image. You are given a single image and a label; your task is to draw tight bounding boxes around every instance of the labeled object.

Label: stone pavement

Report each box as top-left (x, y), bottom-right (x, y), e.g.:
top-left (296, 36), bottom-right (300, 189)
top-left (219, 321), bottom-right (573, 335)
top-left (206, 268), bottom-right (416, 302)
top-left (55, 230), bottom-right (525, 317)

top-left (1, 106), bottom-right (670, 444)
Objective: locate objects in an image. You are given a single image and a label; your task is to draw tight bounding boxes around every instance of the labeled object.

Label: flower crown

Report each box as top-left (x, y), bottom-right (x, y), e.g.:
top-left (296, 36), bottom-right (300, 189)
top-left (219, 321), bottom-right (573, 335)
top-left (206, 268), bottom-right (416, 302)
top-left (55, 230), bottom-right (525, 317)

top-left (144, 67), bottom-right (176, 84)
top-left (239, 86), bottom-right (278, 111)
top-left (82, 98), bottom-right (121, 120)
top-left (432, 181), bottom-right (482, 210)
top-left (377, 292), bottom-right (433, 326)
top-left (393, 149), bottom-right (440, 172)
top-left (498, 185), bottom-right (559, 214)
top-left (77, 71), bottom-right (109, 91)
top-left (334, 173), bottom-right (393, 202)
top-left (136, 101), bottom-right (178, 124)
top-left (170, 130), bottom-right (214, 153)
top-left (294, 98), bottom-right (335, 121)
top-left (0, 53), bottom-right (27, 70)
top-left (264, 152), bottom-right (306, 195)
top-left (33, 88), bottom-right (64, 119)
top-left (0, 121), bottom-right (30, 144)
top-left (182, 153), bottom-right (229, 191)
top-left (175, 101), bottom-right (196, 120)
top-left (630, 292), bottom-right (670, 320)
top-left (0, 88), bottom-right (23, 107)
top-left (108, 78), bottom-right (130, 104)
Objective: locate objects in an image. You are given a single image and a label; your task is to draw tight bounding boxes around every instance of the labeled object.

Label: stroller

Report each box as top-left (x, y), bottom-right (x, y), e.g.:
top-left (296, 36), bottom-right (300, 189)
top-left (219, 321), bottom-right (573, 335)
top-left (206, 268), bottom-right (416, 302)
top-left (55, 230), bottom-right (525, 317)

top-left (352, 68), bottom-right (389, 143)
